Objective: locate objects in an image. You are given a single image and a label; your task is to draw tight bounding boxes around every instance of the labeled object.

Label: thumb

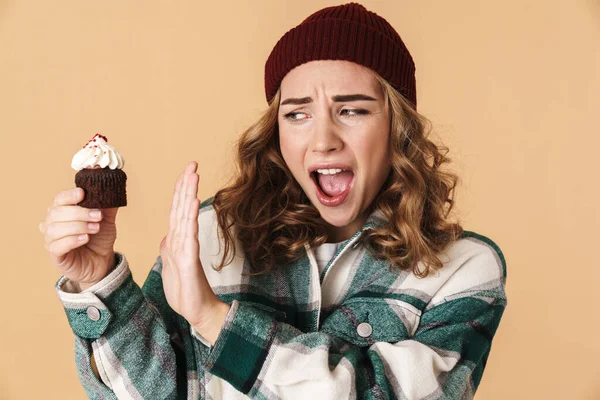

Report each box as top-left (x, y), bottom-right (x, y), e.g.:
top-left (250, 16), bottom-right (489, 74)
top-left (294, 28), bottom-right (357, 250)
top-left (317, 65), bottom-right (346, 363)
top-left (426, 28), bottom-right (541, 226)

top-left (101, 207), bottom-right (119, 222)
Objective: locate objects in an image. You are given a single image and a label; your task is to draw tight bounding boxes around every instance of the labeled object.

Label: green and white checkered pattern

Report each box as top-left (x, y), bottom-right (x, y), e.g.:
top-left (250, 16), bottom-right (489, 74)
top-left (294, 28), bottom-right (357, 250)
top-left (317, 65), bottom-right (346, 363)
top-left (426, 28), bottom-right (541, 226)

top-left (56, 200), bottom-right (507, 399)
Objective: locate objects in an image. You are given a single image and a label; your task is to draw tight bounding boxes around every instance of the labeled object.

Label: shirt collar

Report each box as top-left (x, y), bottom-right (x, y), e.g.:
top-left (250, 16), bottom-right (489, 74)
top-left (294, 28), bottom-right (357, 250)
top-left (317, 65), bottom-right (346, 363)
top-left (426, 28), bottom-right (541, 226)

top-left (304, 207), bottom-right (388, 253)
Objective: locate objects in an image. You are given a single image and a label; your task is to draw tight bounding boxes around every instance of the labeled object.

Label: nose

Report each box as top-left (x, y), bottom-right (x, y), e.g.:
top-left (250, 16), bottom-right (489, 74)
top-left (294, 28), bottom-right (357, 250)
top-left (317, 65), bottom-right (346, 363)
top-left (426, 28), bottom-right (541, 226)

top-left (310, 113), bottom-right (344, 154)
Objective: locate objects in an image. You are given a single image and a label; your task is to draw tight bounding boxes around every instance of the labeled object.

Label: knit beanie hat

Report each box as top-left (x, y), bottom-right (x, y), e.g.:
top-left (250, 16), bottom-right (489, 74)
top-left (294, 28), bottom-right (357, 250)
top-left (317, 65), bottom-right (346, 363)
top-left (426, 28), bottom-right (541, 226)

top-left (264, 2), bottom-right (417, 109)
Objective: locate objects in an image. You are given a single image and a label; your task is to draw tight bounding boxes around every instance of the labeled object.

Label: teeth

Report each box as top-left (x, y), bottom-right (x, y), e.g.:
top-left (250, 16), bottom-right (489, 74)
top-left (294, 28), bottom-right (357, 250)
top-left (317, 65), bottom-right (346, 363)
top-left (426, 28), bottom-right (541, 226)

top-left (316, 168), bottom-right (342, 175)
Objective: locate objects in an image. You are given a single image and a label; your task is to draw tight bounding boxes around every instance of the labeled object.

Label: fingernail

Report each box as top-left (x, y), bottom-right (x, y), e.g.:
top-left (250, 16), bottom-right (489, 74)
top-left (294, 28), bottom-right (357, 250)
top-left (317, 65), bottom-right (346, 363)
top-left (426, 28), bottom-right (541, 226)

top-left (73, 188), bottom-right (81, 196)
top-left (88, 223), bottom-right (99, 231)
top-left (78, 234), bottom-right (87, 241)
top-left (89, 210), bottom-right (101, 219)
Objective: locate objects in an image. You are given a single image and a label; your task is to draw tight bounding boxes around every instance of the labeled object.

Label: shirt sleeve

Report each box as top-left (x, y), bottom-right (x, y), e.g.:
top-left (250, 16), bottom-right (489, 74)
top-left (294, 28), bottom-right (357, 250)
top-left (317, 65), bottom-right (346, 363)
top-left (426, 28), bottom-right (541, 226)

top-left (199, 244), bottom-right (507, 399)
top-left (55, 252), bottom-right (196, 399)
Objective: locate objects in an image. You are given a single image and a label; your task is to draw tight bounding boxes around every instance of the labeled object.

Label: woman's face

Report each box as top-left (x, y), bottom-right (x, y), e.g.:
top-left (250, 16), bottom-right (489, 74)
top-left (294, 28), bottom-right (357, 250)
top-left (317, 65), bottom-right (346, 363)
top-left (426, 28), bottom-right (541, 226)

top-left (278, 60), bottom-right (391, 242)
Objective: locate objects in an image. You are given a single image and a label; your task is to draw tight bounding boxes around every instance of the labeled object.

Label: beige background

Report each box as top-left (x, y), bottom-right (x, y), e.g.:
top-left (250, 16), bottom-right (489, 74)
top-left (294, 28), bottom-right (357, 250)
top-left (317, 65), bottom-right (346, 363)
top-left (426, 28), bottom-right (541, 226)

top-left (1, 0), bottom-right (598, 398)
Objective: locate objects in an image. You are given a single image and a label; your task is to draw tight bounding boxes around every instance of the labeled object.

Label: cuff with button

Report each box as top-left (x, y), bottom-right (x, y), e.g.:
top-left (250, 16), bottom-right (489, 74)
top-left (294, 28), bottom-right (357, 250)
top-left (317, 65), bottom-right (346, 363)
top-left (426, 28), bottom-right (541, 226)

top-left (54, 252), bottom-right (134, 339)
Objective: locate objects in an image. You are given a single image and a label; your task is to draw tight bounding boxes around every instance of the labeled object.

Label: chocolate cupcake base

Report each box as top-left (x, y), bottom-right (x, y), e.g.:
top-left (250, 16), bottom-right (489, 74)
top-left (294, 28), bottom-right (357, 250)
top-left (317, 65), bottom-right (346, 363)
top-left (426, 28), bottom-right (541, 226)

top-left (75, 167), bottom-right (127, 209)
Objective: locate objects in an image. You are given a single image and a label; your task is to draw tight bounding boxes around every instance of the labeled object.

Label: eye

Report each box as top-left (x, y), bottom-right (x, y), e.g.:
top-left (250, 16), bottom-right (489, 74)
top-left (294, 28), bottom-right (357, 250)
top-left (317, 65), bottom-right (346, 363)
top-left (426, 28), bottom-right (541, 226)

top-left (283, 112), bottom-right (309, 121)
top-left (341, 109), bottom-right (369, 117)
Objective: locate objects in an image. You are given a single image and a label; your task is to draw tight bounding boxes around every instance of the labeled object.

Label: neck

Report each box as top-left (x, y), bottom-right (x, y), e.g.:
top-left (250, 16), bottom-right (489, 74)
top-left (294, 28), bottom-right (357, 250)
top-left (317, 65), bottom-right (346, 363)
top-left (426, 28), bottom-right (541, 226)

top-left (324, 216), bottom-right (366, 243)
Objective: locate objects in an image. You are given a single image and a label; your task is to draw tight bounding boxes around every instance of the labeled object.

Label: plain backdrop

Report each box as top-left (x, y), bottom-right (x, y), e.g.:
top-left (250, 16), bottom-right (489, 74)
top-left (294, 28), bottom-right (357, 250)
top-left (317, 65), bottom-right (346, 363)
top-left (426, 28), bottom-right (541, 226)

top-left (1, 0), bottom-right (599, 399)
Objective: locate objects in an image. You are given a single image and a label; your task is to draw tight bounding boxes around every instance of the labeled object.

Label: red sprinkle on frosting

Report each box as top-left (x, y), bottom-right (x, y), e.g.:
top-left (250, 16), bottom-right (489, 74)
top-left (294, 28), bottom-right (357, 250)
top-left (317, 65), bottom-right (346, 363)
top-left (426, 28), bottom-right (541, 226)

top-left (83, 133), bottom-right (108, 147)
top-left (94, 133), bottom-right (108, 142)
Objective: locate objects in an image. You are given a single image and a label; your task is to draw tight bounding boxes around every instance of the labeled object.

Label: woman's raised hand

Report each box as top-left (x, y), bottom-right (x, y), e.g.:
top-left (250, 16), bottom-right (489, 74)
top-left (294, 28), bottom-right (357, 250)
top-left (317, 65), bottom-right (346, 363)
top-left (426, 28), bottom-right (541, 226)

top-left (160, 161), bottom-right (222, 330)
top-left (40, 188), bottom-right (119, 288)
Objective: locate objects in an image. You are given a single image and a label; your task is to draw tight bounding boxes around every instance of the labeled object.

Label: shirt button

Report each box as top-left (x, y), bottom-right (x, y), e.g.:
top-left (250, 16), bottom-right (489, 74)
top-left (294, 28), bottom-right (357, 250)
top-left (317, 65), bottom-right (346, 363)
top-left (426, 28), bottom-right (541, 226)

top-left (87, 306), bottom-right (101, 321)
top-left (357, 322), bottom-right (372, 337)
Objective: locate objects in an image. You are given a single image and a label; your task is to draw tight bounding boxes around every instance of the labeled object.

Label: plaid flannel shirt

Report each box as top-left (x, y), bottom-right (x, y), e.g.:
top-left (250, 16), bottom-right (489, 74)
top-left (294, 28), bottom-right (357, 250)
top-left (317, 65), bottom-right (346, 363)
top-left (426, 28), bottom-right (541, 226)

top-left (55, 199), bottom-right (507, 399)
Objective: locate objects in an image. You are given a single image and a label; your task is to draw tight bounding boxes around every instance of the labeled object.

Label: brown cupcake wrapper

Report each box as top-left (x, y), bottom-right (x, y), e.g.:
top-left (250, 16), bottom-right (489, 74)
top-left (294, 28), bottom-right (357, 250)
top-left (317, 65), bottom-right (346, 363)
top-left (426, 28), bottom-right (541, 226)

top-left (75, 167), bottom-right (127, 209)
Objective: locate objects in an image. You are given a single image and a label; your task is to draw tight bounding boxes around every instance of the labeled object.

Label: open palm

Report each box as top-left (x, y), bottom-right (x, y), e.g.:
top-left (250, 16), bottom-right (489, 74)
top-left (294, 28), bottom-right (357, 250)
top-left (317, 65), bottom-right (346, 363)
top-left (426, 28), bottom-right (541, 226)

top-left (160, 161), bottom-right (219, 328)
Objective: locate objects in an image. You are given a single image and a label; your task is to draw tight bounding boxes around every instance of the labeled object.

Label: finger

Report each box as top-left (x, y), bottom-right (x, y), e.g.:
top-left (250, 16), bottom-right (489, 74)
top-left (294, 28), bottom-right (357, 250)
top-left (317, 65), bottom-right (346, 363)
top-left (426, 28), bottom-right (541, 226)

top-left (180, 171), bottom-right (198, 228)
top-left (47, 234), bottom-right (90, 265)
top-left (100, 207), bottom-right (118, 223)
top-left (171, 172), bottom-right (188, 251)
top-left (176, 162), bottom-right (197, 226)
top-left (45, 221), bottom-right (100, 245)
top-left (170, 164), bottom-right (190, 247)
top-left (46, 205), bottom-right (103, 224)
top-left (177, 171), bottom-right (198, 243)
top-left (174, 175), bottom-right (189, 249)
top-left (185, 198), bottom-right (200, 241)
top-left (169, 171), bottom-right (185, 232)
top-left (174, 162), bottom-right (197, 248)
top-left (53, 188), bottom-right (84, 207)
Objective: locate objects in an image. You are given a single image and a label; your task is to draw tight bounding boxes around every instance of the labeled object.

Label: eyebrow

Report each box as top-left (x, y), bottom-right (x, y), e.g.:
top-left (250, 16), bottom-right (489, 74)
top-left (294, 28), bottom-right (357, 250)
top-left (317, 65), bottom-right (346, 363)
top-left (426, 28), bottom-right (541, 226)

top-left (280, 94), bottom-right (377, 106)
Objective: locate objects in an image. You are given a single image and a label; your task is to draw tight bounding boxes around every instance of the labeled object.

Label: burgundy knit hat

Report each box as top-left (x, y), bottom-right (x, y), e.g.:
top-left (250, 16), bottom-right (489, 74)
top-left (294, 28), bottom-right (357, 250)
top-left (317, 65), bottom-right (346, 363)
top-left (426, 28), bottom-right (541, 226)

top-left (264, 2), bottom-right (416, 109)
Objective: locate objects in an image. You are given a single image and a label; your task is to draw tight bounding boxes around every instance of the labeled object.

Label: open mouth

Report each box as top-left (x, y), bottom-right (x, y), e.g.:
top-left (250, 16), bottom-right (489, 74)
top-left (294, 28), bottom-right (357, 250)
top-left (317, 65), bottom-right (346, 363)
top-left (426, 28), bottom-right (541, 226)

top-left (310, 168), bottom-right (355, 207)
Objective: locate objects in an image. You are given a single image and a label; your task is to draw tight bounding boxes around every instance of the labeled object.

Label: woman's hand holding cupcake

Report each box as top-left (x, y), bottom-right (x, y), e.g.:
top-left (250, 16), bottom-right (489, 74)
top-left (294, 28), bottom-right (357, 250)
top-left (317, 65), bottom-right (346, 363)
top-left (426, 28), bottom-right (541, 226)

top-left (39, 189), bottom-right (119, 290)
top-left (40, 133), bottom-right (126, 291)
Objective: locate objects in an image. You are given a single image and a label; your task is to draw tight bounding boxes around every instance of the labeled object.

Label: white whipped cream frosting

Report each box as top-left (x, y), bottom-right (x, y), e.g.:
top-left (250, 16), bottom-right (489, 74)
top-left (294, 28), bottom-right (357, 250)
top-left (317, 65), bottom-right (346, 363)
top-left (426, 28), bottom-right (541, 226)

top-left (71, 134), bottom-right (125, 171)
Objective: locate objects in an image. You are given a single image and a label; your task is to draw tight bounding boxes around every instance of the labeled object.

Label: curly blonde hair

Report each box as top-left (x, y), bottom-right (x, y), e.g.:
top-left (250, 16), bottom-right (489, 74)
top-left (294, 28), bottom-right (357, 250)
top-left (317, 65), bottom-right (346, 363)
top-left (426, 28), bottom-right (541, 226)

top-left (212, 73), bottom-right (463, 278)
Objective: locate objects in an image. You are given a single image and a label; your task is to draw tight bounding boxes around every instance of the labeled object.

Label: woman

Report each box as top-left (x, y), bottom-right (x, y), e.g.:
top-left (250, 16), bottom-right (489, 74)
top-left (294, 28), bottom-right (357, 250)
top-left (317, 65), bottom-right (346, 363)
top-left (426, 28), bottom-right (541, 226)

top-left (40, 3), bottom-right (507, 399)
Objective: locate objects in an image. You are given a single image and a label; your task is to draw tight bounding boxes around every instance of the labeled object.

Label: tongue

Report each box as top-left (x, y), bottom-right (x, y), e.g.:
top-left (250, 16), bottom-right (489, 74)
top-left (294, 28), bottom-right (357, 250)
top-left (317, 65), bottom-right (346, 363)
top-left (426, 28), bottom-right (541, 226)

top-left (317, 171), bottom-right (354, 197)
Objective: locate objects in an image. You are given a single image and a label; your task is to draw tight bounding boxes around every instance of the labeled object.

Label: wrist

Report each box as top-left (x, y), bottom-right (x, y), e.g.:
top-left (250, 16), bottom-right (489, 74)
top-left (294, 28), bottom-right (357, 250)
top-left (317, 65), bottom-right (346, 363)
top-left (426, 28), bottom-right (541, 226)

top-left (77, 252), bottom-right (117, 292)
top-left (193, 301), bottom-right (231, 346)
top-left (77, 281), bottom-right (96, 292)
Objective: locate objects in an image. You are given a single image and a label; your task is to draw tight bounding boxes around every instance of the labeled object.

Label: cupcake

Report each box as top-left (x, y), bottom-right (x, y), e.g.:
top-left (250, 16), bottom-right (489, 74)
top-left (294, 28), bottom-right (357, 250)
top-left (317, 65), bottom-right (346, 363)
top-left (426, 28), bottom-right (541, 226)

top-left (71, 133), bottom-right (127, 209)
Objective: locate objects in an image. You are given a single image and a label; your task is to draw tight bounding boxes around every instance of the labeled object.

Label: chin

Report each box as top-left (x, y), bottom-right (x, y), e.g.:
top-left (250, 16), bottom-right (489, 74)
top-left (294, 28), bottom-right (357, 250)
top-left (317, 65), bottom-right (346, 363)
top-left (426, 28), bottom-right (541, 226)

top-left (316, 203), bottom-right (358, 228)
